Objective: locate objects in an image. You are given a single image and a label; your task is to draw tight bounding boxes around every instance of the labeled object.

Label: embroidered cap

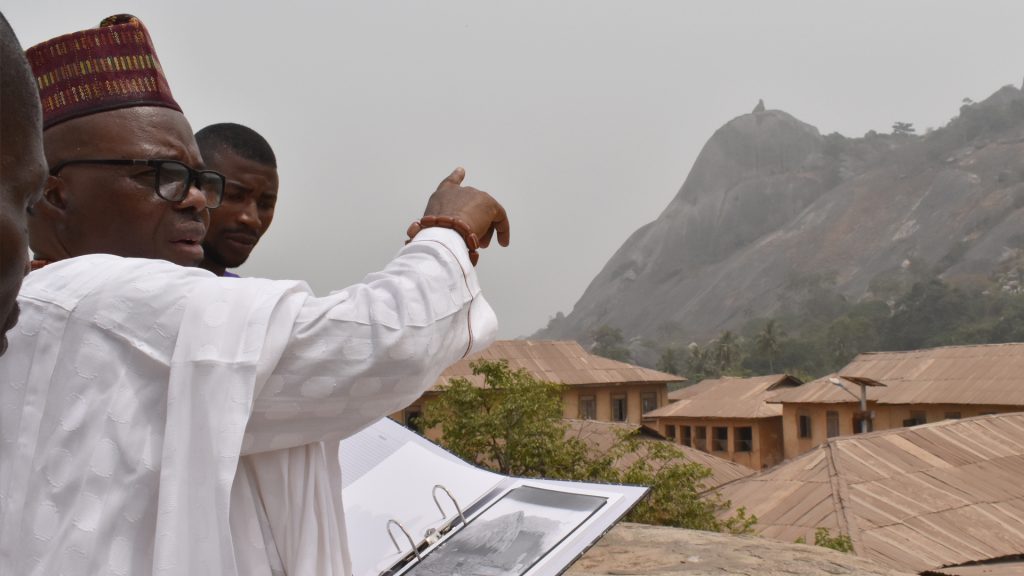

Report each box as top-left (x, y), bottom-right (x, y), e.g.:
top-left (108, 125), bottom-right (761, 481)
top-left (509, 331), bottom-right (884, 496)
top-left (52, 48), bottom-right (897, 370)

top-left (25, 14), bottom-right (182, 129)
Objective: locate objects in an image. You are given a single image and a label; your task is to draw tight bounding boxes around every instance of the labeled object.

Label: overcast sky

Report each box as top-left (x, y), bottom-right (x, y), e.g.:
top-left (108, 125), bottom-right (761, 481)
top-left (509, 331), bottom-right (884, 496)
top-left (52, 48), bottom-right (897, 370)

top-left (6, 1), bottom-right (1023, 337)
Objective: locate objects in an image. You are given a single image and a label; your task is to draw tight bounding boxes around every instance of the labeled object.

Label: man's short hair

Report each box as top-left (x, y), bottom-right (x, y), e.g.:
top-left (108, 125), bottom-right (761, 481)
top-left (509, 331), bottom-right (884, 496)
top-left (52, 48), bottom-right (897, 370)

top-left (195, 123), bottom-right (277, 168)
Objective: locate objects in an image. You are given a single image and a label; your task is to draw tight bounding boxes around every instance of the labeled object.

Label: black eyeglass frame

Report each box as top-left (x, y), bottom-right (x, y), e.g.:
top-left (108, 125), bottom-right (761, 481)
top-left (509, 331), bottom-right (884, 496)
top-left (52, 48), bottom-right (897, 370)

top-left (49, 158), bottom-right (226, 209)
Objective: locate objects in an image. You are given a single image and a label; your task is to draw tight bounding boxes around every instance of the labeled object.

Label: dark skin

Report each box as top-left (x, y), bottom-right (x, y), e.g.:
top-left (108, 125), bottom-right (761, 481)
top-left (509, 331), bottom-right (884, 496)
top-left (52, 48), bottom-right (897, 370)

top-left (34, 106), bottom-right (210, 266)
top-left (33, 111), bottom-right (509, 279)
top-left (199, 147), bottom-right (279, 276)
top-left (423, 167), bottom-right (510, 251)
top-left (0, 22), bottom-right (47, 356)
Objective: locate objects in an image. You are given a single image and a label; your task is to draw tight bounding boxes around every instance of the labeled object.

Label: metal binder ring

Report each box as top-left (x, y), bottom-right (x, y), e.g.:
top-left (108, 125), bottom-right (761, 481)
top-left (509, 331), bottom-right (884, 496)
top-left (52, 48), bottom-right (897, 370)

top-left (432, 484), bottom-right (466, 525)
top-left (386, 519), bottom-right (421, 560)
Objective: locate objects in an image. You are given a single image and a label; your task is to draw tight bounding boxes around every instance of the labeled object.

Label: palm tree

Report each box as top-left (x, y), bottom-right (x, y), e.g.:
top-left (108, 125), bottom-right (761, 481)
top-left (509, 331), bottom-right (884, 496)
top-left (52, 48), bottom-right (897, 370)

top-left (755, 320), bottom-right (785, 372)
top-left (714, 331), bottom-right (740, 373)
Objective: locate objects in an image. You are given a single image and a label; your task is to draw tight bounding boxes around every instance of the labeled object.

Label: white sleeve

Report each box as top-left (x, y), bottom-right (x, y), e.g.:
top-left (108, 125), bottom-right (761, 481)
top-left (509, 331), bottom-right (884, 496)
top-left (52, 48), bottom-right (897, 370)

top-left (240, 228), bottom-right (497, 455)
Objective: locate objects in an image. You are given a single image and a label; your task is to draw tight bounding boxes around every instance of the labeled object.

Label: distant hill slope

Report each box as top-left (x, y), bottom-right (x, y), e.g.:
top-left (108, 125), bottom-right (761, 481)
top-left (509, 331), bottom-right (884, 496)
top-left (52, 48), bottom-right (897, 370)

top-left (537, 83), bottom-right (1024, 346)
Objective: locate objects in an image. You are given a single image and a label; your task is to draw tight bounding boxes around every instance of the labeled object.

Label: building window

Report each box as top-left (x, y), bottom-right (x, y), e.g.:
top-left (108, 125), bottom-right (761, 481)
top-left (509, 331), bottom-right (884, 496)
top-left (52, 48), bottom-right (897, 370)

top-left (798, 410), bottom-right (812, 439)
top-left (579, 395), bottom-right (596, 420)
top-left (735, 427), bottom-right (753, 452)
top-left (826, 411), bottom-right (840, 438)
top-left (665, 424), bottom-right (676, 440)
top-left (641, 392), bottom-right (658, 415)
top-left (944, 412), bottom-right (961, 420)
top-left (611, 394), bottom-right (627, 422)
top-left (404, 407), bottom-right (423, 433)
top-left (695, 427), bottom-right (707, 451)
top-left (903, 411), bottom-right (927, 427)
top-left (681, 425), bottom-right (692, 447)
top-left (711, 427), bottom-right (729, 452)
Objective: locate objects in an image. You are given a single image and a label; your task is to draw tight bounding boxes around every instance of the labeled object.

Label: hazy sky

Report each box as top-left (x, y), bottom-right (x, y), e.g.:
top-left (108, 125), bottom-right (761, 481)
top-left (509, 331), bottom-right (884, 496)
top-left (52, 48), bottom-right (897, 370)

top-left (6, 1), bottom-right (1023, 337)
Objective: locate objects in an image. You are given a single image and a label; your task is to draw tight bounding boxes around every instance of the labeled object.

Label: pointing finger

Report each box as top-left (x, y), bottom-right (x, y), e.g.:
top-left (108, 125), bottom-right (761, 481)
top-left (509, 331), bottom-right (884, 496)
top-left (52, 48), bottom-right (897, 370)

top-left (437, 166), bottom-right (466, 191)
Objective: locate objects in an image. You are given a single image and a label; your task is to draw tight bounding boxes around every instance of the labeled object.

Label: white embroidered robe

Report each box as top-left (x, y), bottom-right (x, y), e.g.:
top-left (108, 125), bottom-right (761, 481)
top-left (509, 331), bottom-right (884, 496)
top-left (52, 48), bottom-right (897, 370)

top-left (0, 229), bottom-right (496, 576)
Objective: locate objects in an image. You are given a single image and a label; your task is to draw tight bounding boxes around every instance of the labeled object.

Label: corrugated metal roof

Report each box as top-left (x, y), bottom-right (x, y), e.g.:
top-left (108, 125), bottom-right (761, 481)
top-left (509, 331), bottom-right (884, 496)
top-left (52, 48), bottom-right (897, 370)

top-left (715, 412), bottom-right (1024, 574)
top-left (648, 374), bottom-right (802, 419)
top-left (563, 419), bottom-right (754, 489)
top-left (769, 343), bottom-right (1024, 406)
top-left (432, 340), bottom-right (684, 390)
top-left (930, 559), bottom-right (1024, 576)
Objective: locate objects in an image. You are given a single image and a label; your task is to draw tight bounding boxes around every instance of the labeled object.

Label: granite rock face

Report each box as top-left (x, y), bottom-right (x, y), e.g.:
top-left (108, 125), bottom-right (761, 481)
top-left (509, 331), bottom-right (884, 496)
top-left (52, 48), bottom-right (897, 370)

top-left (538, 84), bottom-right (1024, 345)
top-left (566, 523), bottom-right (913, 576)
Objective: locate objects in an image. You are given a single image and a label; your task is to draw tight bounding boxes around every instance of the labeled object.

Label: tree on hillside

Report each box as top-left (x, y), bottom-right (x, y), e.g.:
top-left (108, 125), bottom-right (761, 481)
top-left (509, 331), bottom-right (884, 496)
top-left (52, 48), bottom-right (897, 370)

top-left (422, 360), bottom-right (755, 533)
top-left (754, 320), bottom-right (785, 372)
top-left (713, 331), bottom-right (741, 374)
top-left (656, 346), bottom-right (684, 376)
top-left (892, 121), bottom-right (916, 136)
top-left (686, 342), bottom-right (714, 381)
top-left (590, 324), bottom-right (632, 362)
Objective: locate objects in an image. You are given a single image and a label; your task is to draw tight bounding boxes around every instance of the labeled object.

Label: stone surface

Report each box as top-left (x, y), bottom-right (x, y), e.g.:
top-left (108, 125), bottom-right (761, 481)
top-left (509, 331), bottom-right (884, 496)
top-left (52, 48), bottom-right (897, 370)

top-left (565, 523), bottom-right (914, 576)
top-left (537, 84), bottom-right (1024, 346)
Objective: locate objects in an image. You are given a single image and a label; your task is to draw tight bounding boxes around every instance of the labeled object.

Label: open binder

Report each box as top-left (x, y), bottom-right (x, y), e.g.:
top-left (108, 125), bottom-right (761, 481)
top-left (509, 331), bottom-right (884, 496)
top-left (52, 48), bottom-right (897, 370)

top-left (339, 419), bottom-right (649, 576)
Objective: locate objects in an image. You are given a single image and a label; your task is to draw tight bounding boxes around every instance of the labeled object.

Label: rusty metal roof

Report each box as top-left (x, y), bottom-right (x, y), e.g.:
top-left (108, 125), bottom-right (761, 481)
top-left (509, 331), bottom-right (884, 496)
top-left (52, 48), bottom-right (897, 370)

top-left (648, 374), bottom-right (803, 419)
top-left (769, 343), bottom-right (1024, 406)
top-left (564, 419), bottom-right (754, 489)
top-left (432, 340), bottom-right (684, 390)
top-left (715, 412), bottom-right (1024, 574)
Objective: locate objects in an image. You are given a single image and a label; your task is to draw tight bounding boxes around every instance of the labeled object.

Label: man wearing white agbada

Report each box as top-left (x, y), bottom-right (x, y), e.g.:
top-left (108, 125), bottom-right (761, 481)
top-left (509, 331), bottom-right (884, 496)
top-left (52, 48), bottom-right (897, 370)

top-left (2, 14), bottom-right (510, 576)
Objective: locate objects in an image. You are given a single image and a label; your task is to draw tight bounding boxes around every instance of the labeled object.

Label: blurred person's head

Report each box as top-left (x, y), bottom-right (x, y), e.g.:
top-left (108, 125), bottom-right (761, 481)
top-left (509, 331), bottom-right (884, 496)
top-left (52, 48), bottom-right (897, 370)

top-left (0, 12), bottom-right (47, 355)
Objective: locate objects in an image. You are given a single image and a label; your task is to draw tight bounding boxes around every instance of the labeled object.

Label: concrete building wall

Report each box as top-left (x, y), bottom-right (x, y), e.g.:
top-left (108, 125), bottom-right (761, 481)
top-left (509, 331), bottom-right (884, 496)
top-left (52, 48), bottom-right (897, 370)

top-left (390, 383), bottom-right (670, 440)
top-left (654, 416), bottom-right (783, 470)
top-left (780, 402), bottom-right (1021, 460)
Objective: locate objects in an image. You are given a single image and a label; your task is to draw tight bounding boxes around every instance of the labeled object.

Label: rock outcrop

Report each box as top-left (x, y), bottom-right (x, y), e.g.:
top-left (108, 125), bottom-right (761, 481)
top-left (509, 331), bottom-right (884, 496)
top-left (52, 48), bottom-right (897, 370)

top-left (567, 523), bottom-right (913, 575)
top-left (537, 83), bottom-right (1024, 346)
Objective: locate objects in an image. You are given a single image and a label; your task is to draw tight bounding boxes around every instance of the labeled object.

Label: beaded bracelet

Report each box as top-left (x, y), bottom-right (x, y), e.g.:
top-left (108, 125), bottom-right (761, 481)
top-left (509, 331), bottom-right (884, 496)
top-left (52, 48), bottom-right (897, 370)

top-left (406, 215), bottom-right (481, 266)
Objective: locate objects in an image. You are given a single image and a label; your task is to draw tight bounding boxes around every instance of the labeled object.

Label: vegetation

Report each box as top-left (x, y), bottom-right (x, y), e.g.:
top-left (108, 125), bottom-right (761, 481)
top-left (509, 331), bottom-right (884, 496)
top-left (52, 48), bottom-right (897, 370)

top-left (795, 528), bottom-right (854, 553)
top-left (590, 324), bottom-right (632, 362)
top-left (419, 360), bottom-right (756, 534)
top-left (640, 274), bottom-right (1024, 382)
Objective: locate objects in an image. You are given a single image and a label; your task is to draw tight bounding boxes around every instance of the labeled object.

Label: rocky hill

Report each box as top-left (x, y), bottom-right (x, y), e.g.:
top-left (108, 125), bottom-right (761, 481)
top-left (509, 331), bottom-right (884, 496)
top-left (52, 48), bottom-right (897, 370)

top-left (537, 82), bottom-right (1024, 348)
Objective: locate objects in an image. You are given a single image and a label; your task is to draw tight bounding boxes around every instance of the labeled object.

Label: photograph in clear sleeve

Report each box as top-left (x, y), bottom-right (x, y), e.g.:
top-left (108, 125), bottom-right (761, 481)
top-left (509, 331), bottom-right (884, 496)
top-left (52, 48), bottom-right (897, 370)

top-left (402, 485), bottom-right (607, 576)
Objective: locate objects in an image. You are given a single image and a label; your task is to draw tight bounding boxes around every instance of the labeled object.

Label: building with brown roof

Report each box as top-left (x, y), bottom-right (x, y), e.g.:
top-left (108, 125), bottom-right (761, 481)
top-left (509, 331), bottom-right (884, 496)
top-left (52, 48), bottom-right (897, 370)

top-left (645, 374), bottom-right (803, 470)
top-left (391, 340), bottom-right (683, 436)
top-left (769, 343), bottom-right (1024, 460)
top-left (714, 413), bottom-right (1024, 575)
top-left (564, 419), bottom-right (754, 489)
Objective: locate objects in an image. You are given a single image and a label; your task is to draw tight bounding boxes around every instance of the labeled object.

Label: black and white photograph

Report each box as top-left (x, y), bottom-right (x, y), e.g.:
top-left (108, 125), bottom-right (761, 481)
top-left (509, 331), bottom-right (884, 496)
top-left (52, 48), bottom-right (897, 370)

top-left (402, 486), bottom-right (607, 576)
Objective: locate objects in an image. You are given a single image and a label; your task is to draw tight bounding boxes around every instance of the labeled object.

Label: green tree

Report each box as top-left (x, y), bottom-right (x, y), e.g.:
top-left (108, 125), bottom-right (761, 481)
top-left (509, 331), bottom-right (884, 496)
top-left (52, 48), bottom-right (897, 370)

top-left (892, 121), bottom-right (916, 136)
top-left (423, 360), bottom-right (756, 533)
top-left (590, 324), bottom-right (632, 362)
top-left (686, 342), bottom-right (714, 381)
top-left (754, 320), bottom-right (785, 372)
top-left (796, 528), bottom-right (854, 553)
top-left (608, 431), bottom-right (756, 534)
top-left (713, 330), bottom-right (741, 374)
top-left (419, 360), bottom-right (589, 477)
top-left (656, 346), bottom-right (683, 376)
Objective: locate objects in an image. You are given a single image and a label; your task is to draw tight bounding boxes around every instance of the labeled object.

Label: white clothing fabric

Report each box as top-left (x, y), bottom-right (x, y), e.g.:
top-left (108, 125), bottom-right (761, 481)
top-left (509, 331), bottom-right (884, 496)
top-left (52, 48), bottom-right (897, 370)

top-left (0, 229), bottom-right (496, 576)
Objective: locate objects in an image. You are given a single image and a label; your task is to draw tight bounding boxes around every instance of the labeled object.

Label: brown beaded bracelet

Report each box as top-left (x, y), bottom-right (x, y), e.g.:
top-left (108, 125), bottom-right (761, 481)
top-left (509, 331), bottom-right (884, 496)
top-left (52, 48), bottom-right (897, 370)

top-left (406, 215), bottom-right (481, 266)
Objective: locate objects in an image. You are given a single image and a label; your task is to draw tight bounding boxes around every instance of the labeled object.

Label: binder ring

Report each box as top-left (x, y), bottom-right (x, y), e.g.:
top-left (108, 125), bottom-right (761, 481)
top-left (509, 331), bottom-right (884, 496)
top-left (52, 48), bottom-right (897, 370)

top-left (432, 484), bottom-right (466, 525)
top-left (386, 519), bottom-right (421, 560)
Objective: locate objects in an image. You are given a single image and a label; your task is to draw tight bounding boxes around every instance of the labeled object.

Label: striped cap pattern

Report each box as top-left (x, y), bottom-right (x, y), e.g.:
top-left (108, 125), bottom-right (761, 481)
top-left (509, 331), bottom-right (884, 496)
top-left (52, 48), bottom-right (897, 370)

top-left (25, 14), bottom-right (182, 129)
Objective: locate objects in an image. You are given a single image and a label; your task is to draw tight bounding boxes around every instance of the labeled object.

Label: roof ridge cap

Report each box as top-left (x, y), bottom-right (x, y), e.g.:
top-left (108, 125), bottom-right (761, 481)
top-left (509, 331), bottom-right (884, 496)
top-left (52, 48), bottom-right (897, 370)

top-left (823, 441), bottom-right (864, 553)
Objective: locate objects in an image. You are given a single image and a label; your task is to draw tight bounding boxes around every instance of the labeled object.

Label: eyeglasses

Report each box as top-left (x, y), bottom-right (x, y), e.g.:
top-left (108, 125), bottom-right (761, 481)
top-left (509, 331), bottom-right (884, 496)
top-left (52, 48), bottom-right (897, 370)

top-left (49, 159), bottom-right (226, 209)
